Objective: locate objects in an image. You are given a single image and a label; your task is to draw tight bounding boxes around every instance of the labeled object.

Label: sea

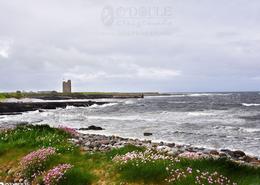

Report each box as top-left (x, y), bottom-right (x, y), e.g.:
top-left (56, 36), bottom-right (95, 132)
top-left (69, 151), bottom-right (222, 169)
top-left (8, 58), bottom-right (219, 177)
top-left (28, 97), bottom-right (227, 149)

top-left (1, 92), bottom-right (260, 157)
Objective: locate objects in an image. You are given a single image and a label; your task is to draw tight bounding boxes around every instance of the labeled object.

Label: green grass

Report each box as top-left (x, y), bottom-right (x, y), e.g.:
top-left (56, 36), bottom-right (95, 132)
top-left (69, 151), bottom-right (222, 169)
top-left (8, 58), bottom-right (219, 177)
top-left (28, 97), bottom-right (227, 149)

top-left (117, 159), bottom-right (172, 184)
top-left (0, 125), bottom-right (259, 185)
top-left (0, 124), bottom-right (75, 153)
top-left (115, 156), bottom-right (260, 185)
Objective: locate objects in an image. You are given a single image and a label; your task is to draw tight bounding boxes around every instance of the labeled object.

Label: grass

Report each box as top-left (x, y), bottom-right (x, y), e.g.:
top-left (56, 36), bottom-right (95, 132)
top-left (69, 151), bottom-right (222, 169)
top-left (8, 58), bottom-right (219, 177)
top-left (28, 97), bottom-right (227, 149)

top-left (0, 125), bottom-right (259, 185)
top-left (0, 91), bottom-right (144, 100)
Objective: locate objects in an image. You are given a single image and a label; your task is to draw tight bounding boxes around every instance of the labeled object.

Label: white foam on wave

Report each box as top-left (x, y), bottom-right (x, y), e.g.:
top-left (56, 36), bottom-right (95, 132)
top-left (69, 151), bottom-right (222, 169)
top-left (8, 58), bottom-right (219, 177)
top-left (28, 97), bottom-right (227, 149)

top-left (242, 103), bottom-right (260, 107)
top-left (124, 100), bottom-right (135, 104)
top-left (241, 128), bottom-right (260, 133)
top-left (188, 112), bottom-right (215, 116)
top-left (2, 98), bottom-right (45, 103)
top-left (89, 103), bottom-right (118, 108)
top-left (87, 115), bottom-right (156, 122)
top-left (188, 93), bottom-right (232, 97)
top-left (146, 93), bottom-right (232, 98)
top-left (145, 95), bottom-right (186, 98)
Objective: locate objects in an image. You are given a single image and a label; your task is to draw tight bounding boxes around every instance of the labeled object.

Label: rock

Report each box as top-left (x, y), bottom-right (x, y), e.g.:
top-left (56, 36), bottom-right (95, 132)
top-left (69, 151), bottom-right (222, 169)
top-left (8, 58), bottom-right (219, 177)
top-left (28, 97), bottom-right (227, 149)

top-left (243, 155), bottom-right (259, 163)
top-left (159, 141), bottom-right (164, 146)
top-left (167, 143), bottom-right (175, 148)
top-left (210, 150), bottom-right (219, 155)
top-left (0, 101), bottom-right (108, 115)
top-left (19, 178), bottom-right (24, 183)
top-left (13, 178), bottom-right (18, 183)
top-left (144, 132), bottom-right (153, 136)
top-left (220, 149), bottom-right (234, 157)
top-left (79, 125), bottom-right (104, 130)
top-left (100, 139), bottom-right (110, 145)
top-left (219, 152), bottom-right (227, 158)
top-left (233, 150), bottom-right (246, 158)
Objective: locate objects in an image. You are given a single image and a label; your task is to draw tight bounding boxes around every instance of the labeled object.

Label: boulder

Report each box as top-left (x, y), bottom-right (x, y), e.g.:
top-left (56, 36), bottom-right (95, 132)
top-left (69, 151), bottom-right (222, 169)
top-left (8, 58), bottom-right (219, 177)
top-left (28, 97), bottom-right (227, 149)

top-left (233, 150), bottom-right (246, 158)
top-left (167, 143), bottom-right (175, 148)
top-left (143, 132), bottom-right (153, 136)
top-left (79, 125), bottom-right (104, 130)
top-left (210, 150), bottom-right (219, 155)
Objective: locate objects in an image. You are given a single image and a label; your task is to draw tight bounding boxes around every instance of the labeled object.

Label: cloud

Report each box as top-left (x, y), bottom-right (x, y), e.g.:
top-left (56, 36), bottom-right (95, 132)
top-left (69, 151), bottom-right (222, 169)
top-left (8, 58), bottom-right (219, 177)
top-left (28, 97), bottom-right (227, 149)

top-left (0, 39), bottom-right (12, 58)
top-left (64, 65), bottom-right (181, 82)
top-left (0, 0), bottom-right (260, 92)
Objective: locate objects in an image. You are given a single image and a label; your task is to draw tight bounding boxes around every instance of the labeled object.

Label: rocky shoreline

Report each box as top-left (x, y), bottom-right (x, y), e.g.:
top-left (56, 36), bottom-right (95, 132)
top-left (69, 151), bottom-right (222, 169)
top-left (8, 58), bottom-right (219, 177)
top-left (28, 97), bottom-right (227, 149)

top-left (70, 131), bottom-right (260, 167)
top-left (0, 101), bottom-right (108, 115)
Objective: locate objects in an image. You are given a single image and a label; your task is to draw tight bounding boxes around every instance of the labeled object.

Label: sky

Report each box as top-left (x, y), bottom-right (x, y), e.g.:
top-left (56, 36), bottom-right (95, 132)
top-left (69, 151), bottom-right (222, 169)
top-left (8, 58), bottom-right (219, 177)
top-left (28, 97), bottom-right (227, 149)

top-left (0, 0), bottom-right (260, 92)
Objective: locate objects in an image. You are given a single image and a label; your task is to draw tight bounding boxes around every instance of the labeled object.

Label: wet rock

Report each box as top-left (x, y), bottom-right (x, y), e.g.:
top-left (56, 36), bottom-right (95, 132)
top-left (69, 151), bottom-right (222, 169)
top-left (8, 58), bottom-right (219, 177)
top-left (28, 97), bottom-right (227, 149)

top-left (167, 143), bottom-right (175, 148)
top-left (210, 150), bottom-right (219, 155)
top-left (144, 132), bottom-right (153, 136)
top-left (219, 152), bottom-right (227, 158)
top-left (159, 141), bottom-right (164, 146)
top-left (243, 155), bottom-right (258, 163)
top-left (233, 150), bottom-right (246, 158)
top-left (0, 101), bottom-right (108, 115)
top-left (80, 125), bottom-right (104, 130)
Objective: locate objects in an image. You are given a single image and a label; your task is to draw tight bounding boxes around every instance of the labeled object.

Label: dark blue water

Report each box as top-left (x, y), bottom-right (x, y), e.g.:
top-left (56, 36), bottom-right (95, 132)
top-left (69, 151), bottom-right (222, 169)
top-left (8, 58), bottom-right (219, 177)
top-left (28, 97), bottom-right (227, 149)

top-left (1, 92), bottom-right (260, 156)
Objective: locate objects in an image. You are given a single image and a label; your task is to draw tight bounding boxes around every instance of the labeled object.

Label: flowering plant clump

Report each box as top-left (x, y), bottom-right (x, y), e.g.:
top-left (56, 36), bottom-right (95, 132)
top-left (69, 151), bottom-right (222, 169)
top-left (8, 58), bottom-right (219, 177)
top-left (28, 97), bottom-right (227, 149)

top-left (178, 151), bottom-right (209, 160)
top-left (58, 126), bottom-right (78, 137)
top-left (113, 149), bottom-right (178, 164)
top-left (43, 163), bottom-right (73, 185)
top-left (20, 147), bottom-right (56, 180)
top-left (166, 167), bottom-right (237, 185)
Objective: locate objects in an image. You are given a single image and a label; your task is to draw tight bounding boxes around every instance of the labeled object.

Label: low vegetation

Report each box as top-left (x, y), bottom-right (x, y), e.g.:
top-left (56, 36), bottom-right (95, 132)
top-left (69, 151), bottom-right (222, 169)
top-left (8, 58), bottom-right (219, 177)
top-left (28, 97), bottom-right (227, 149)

top-left (0, 125), bottom-right (259, 185)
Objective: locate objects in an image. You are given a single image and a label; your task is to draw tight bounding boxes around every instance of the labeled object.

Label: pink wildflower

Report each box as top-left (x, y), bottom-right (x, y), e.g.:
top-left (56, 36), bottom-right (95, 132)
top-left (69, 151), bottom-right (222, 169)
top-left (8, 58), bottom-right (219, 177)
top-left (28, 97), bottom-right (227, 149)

top-left (43, 164), bottom-right (73, 185)
top-left (20, 147), bottom-right (56, 179)
top-left (58, 125), bottom-right (78, 136)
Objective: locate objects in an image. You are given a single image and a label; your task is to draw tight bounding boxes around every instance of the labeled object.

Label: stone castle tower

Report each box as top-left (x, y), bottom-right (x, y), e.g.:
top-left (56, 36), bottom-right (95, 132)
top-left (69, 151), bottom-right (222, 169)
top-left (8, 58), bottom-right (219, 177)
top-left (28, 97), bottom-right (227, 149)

top-left (62, 80), bottom-right (71, 93)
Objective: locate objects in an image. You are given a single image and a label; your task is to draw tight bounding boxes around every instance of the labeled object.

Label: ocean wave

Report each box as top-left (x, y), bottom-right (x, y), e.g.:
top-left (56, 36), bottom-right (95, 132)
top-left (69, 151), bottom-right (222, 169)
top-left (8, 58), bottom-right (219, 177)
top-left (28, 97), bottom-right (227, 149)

top-left (187, 93), bottom-right (232, 97)
top-left (87, 115), bottom-right (156, 122)
top-left (240, 128), bottom-right (260, 133)
top-left (188, 112), bottom-right (215, 116)
top-left (89, 103), bottom-right (118, 108)
top-left (242, 103), bottom-right (260, 107)
top-left (2, 98), bottom-right (45, 103)
top-left (145, 95), bottom-right (186, 98)
top-left (124, 100), bottom-right (135, 104)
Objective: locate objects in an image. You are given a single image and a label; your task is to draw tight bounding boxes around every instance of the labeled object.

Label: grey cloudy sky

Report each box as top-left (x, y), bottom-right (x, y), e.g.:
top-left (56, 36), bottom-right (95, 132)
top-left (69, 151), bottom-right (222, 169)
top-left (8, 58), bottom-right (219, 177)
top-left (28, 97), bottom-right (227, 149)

top-left (0, 0), bottom-right (260, 92)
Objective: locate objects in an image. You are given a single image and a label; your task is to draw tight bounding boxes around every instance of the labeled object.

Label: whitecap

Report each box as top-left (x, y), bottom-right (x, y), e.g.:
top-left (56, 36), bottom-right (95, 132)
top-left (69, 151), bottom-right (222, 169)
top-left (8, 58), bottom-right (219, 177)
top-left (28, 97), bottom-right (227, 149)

top-left (242, 103), bottom-right (260, 107)
top-left (124, 100), bottom-right (135, 104)
top-left (188, 112), bottom-right (215, 116)
top-left (188, 93), bottom-right (232, 97)
top-left (87, 115), bottom-right (156, 122)
top-left (89, 103), bottom-right (118, 108)
top-left (240, 128), bottom-right (260, 133)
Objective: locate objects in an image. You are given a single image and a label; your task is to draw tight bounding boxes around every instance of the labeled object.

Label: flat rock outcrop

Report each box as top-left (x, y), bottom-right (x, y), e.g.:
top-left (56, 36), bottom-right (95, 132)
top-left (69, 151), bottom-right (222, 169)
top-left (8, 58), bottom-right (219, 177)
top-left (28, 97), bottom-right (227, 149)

top-left (0, 101), bottom-right (108, 115)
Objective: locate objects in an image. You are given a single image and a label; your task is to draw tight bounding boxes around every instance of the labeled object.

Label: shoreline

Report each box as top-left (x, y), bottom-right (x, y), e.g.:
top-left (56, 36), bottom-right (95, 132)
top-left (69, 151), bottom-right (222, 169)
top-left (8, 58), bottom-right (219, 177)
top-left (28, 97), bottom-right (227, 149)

top-left (71, 131), bottom-right (260, 167)
top-left (0, 101), bottom-right (109, 115)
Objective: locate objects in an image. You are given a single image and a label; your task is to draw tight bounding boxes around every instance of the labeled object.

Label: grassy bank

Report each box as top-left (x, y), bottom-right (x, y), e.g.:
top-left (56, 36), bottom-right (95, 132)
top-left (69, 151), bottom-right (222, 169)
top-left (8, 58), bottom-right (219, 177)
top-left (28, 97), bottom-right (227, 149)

top-left (0, 92), bottom-right (144, 100)
top-left (0, 125), bottom-right (259, 185)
